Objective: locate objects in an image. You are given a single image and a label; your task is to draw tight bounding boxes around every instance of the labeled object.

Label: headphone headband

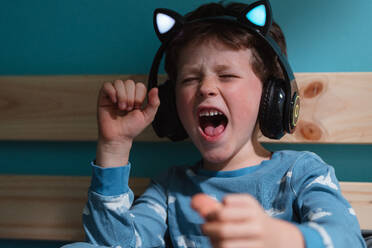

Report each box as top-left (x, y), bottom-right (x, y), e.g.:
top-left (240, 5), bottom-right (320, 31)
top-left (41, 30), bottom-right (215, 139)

top-left (149, 0), bottom-right (294, 84)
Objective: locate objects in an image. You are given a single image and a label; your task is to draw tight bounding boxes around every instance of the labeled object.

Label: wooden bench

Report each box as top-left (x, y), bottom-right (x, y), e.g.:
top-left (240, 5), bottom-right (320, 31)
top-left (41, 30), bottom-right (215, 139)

top-left (0, 73), bottom-right (371, 241)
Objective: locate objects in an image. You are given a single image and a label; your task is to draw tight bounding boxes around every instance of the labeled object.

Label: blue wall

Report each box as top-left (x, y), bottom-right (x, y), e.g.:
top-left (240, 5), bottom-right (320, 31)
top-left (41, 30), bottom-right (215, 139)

top-left (0, 0), bottom-right (371, 246)
top-left (1, 0), bottom-right (372, 75)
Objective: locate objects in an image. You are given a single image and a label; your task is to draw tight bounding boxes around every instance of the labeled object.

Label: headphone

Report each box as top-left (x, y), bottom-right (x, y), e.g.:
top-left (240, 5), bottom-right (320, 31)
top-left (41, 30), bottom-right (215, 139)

top-left (148, 0), bottom-right (300, 141)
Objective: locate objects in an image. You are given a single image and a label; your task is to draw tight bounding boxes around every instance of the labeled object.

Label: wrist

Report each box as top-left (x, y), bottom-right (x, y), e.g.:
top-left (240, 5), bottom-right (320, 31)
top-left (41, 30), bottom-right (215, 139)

top-left (96, 139), bottom-right (133, 167)
top-left (90, 162), bottom-right (131, 195)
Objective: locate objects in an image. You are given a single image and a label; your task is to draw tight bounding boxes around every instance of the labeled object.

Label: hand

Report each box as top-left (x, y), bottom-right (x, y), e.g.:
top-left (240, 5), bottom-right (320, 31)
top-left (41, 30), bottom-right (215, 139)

top-left (96, 79), bottom-right (160, 167)
top-left (191, 193), bottom-right (304, 248)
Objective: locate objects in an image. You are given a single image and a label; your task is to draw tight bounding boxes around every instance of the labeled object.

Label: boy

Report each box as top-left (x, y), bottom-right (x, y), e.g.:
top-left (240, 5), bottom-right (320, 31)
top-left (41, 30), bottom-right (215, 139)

top-left (64, 1), bottom-right (366, 247)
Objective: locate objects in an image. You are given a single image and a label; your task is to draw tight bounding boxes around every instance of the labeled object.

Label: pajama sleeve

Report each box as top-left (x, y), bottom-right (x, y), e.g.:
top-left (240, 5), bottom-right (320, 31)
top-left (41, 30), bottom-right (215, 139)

top-left (82, 162), bottom-right (169, 248)
top-left (291, 152), bottom-right (366, 248)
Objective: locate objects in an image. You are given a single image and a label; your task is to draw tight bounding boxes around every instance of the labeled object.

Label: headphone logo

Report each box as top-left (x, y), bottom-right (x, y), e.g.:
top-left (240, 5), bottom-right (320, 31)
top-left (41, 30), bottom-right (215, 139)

top-left (292, 94), bottom-right (300, 127)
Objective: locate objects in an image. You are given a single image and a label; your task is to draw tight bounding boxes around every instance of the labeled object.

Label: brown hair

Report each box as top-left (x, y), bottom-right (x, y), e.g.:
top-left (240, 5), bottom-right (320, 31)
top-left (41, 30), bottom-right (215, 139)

top-left (164, 2), bottom-right (287, 84)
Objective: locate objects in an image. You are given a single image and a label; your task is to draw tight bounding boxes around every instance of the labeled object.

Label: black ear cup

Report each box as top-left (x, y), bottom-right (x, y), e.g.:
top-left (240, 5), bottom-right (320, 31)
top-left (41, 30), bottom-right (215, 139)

top-left (151, 80), bottom-right (189, 141)
top-left (258, 78), bottom-right (286, 139)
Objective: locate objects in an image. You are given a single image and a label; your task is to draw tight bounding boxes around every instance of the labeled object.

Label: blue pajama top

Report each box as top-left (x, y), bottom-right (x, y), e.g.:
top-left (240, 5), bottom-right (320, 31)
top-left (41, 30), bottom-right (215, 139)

top-left (64, 150), bottom-right (366, 248)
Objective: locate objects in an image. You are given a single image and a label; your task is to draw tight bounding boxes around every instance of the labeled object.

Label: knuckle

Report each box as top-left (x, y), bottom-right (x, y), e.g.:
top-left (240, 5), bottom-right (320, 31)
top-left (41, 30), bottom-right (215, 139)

top-left (116, 90), bottom-right (126, 100)
top-left (102, 82), bottom-right (113, 90)
top-left (137, 86), bottom-right (147, 96)
top-left (136, 82), bottom-right (146, 88)
top-left (114, 79), bottom-right (124, 86)
top-left (125, 79), bottom-right (135, 86)
top-left (136, 88), bottom-right (147, 98)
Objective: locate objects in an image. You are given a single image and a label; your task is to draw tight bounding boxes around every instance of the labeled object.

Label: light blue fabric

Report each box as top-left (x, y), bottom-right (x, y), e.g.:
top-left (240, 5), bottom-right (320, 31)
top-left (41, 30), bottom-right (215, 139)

top-left (63, 150), bottom-right (366, 248)
top-left (90, 162), bottom-right (131, 195)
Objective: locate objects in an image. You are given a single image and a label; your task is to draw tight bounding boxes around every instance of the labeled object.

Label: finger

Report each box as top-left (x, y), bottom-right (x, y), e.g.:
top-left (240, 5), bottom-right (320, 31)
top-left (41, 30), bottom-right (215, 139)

top-left (142, 87), bottom-right (160, 123)
top-left (222, 194), bottom-right (261, 209)
top-left (113, 80), bottom-right (127, 110)
top-left (206, 207), bottom-right (255, 222)
top-left (202, 221), bottom-right (262, 240)
top-left (134, 82), bottom-right (147, 109)
top-left (191, 193), bottom-right (222, 218)
top-left (99, 82), bottom-right (117, 106)
top-left (124, 79), bottom-right (135, 111)
top-left (211, 239), bottom-right (263, 248)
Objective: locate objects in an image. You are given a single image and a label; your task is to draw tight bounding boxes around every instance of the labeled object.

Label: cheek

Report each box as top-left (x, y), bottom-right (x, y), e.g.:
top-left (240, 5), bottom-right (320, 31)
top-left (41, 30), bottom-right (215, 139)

top-left (245, 80), bottom-right (262, 109)
top-left (229, 85), bottom-right (262, 123)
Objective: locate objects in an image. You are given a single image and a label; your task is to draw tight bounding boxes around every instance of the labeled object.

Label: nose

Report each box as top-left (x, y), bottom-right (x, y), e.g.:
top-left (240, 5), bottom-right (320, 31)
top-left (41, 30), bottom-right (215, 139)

top-left (198, 77), bottom-right (218, 98)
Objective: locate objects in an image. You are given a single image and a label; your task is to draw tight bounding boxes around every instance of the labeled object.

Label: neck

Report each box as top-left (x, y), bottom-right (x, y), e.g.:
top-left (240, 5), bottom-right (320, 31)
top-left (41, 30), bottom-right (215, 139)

top-left (202, 131), bottom-right (272, 171)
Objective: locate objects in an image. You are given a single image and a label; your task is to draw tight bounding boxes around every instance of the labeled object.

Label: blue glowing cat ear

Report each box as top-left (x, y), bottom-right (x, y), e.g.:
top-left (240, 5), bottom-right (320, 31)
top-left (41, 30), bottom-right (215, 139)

top-left (239, 0), bottom-right (272, 36)
top-left (154, 9), bottom-right (184, 43)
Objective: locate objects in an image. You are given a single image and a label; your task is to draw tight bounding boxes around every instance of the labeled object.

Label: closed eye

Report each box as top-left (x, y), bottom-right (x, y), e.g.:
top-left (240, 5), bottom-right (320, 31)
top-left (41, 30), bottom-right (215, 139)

top-left (220, 74), bottom-right (237, 78)
top-left (219, 74), bottom-right (239, 81)
top-left (181, 77), bottom-right (199, 84)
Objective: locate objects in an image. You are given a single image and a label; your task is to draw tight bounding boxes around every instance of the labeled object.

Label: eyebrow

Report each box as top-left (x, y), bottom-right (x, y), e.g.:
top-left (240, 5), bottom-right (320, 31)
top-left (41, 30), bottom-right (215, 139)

top-left (178, 66), bottom-right (201, 75)
top-left (182, 64), bottom-right (233, 72)
top-left (214, 64), bottom-right (234, 73)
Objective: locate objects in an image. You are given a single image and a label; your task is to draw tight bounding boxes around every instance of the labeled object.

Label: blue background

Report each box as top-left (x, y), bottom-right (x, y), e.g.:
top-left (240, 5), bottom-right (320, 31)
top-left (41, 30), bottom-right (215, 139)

top-left (0, 0), bottom-right (371, 247)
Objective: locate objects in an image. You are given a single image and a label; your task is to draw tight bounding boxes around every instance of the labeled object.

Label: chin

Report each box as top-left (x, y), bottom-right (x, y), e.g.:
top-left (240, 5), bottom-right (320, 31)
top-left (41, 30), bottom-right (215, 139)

top-left (198, 145), bottom-right (232, 166)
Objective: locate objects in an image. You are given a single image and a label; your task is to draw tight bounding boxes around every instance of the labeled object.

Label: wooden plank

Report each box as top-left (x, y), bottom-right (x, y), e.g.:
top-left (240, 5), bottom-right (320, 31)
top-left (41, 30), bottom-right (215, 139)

top-left (261, 72), bottom-right (372, 143)
top-left (0, 175), bottom-right (371, 241)
top-left (0, 72), bottom-right (372, 143)
top-left (0, 175), bottom-right (149, 241)
top-left (0, 74), bottom-right (166, 142)
top-left (340, 182), bottom-right (372, 232)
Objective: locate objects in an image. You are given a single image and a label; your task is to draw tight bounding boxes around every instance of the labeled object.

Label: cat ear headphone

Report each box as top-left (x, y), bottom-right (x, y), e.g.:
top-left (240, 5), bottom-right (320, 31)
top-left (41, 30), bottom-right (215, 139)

top-left (148, 0), bottom-right (300, 141)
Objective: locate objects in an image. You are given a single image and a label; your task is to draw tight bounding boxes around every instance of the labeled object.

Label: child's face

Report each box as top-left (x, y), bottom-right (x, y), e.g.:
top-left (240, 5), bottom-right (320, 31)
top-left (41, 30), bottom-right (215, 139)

top-left (175, 40), bottom-right (263, 168)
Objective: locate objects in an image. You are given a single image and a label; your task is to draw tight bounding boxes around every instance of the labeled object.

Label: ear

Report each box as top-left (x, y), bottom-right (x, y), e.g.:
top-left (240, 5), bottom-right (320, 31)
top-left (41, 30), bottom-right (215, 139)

top-left (239, 0), bottom-right (272, 36)
top-left (154, 8), bottom-right (184, 43)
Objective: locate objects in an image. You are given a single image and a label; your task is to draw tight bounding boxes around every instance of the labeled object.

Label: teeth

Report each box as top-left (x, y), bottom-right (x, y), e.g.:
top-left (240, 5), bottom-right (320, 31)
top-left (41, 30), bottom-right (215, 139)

top-left (199, 110), bottom-right (224, 117)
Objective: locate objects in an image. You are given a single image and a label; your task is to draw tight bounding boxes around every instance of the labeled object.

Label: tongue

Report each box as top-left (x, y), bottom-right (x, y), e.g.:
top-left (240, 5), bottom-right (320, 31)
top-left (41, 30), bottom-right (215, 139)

top-left (204, 124), bottom-right (225, 137)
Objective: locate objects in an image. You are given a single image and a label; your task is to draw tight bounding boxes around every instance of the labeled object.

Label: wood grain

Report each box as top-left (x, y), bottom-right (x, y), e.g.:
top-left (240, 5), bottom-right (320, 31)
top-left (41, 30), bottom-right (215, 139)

top-left (0, 175), bottom-right (371, 241)
top-left (261, 72), bottom-right (372, 143)
top-left (0, 175), bottom-right (149, 241)
top-left (1, 73), bottom-right (372, 143)
top-left (340, 182), bottom-right (372, 232)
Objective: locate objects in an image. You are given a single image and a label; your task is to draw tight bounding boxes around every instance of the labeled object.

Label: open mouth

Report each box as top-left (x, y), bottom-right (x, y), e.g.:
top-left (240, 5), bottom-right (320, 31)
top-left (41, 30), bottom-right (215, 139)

top-left (198, 109), bottom-right (228, 137)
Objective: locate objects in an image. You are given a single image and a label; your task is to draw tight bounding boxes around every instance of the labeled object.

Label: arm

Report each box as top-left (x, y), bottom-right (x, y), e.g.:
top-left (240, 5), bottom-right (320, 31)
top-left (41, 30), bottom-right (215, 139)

top-left (81, 79), bottom-right (165, 247)
top-left (190, 153), bottom-right (366, 248)
top-left (83, 162), bottom-right (169, 247)
top-left (292, 152), bottom-right (366, 248)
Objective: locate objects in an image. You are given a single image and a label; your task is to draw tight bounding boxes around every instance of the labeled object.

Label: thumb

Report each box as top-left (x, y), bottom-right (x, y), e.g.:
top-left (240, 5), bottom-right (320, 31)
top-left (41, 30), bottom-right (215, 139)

top-left (191, 193), bottom-right (222, 219)
top-left (143, 87), bottom-right (160, 123)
